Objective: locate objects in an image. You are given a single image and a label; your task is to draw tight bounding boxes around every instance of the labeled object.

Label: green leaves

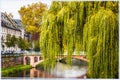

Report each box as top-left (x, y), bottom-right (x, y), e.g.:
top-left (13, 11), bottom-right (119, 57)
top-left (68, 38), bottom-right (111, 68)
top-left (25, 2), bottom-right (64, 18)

top-left (40, 1), bottom-right (118, 78)
top-left (17, 36), bottom-right (30, 50)
top-left (5, 34), bottom-right (17, 48)
top-left (19, 2), bottom-right (47, 34)
top-left (5, 35), bottom-right (30, 50)
top-left (5, 34), bottom-right (12, 47)
top-left (84, 9), bottom-right (118, 78)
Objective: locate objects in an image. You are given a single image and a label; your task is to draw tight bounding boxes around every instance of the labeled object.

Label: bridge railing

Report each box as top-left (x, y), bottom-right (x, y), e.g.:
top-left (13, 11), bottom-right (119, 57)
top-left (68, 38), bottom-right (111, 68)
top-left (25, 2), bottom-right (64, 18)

top-left (23, 52), bottom-right (42, 56)
top-left (1, 53), bottom-right (23, 58)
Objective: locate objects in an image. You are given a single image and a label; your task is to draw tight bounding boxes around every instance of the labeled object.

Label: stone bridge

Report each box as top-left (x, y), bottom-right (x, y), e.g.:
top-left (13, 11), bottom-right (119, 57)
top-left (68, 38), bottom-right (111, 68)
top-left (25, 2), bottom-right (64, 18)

top-left (57, 54), bottom-right (89, 62)
top-left (23, 53), bottom-right (43, 67)
top-left (23, 53), bottom-right (88, 67)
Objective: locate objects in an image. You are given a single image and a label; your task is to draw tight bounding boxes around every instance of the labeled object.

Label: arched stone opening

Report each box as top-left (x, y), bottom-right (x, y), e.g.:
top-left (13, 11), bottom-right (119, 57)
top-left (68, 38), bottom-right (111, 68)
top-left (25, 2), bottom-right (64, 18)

top-left (39, 56), bottom-right (42, 60)
top-left (25, 57), bottom-right (30, 65)
top-left (34, 56), bottom-right (38, 62)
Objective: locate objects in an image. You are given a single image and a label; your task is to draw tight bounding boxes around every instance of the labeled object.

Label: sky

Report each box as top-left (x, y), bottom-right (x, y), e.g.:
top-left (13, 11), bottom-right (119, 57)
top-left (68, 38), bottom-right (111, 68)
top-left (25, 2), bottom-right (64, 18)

top-left (1, 0), bottom-right (52, 19)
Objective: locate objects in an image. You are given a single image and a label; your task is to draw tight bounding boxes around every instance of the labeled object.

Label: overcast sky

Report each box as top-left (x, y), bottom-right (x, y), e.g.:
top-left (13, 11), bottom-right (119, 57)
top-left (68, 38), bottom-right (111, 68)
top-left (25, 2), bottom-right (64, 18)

top-left (1, 0), bottom-right (52, 19)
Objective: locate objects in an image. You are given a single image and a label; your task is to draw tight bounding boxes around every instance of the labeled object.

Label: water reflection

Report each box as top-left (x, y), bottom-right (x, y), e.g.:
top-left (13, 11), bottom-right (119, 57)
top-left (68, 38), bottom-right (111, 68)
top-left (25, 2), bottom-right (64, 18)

top-left (50, 62), bottom-right (87, 78)
top-left (3, 59), bottom-right (88, 78)
top-left (25, 68), bottom-right (56, 78)
top-left (27, 59), bottom-right (88, 78)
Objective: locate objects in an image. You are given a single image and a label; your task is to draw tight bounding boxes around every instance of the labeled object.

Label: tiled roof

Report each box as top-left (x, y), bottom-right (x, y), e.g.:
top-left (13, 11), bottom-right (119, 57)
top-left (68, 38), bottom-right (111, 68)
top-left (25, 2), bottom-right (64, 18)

top-left (1, 12), bottom-right (21, 31)
top-left (14, 19), bottom-right (21, 26)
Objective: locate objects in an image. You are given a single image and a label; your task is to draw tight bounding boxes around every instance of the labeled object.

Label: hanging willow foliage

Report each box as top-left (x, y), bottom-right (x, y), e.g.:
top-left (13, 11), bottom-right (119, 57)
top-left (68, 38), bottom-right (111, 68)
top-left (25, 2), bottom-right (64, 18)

top-left (40, 2), bottom-right (85, 67)
top-left (84, 8), bottom-right (118, 78)
top-left (40, 1), bottom-right (118, 78)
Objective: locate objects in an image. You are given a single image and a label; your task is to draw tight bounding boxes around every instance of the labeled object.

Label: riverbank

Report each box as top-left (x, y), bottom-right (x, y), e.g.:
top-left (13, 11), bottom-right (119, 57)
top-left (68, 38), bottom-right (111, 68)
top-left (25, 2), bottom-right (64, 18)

top-left (2, 64), bottom-right (32, 77)
top-left (2, 56), bottom-right (23, 68)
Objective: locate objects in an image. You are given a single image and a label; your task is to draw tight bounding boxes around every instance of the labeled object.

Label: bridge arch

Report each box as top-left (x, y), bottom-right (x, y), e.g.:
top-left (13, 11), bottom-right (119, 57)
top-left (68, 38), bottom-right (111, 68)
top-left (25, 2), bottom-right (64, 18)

top-left (39, 56), bottom-right (42, 60)
top-left (34, 56), bottom-right (38, 62)
top-left (23, 55), bottom-right (44, 67)
top-left (25, 56), bottom-right (30, 65)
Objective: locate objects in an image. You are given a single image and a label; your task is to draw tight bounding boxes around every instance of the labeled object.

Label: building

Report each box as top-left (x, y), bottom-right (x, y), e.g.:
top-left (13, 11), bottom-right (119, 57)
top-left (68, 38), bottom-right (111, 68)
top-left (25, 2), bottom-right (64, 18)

top-left (14, 19), bottom-right (24, 38)
top-left (14, 19), bottom-right (31, 42)
top-left (1, 12), bottom-right (23, 52)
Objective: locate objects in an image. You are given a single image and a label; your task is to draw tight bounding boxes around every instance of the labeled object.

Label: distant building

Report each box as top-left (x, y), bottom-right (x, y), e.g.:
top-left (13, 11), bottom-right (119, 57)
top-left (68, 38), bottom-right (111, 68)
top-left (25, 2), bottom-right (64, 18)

top-left (1, 12), bottom-right (23, 52)
top-left (14, 19), bottom-right (24, 38)
top-left (14, 19), bottom-right (31, 42)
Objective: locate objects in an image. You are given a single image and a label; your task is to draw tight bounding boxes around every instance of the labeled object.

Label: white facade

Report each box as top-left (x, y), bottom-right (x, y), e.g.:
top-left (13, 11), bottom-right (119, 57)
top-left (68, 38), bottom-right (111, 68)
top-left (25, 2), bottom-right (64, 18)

top-left (1, 12), bottom-right (23, 52)
top-left (14, 19), bottom-right (25, 39)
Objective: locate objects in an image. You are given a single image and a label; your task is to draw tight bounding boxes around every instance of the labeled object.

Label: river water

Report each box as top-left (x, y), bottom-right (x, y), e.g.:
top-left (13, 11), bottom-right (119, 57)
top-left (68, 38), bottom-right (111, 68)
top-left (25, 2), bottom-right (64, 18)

top-left (3, 59), bottom-right (88, 79)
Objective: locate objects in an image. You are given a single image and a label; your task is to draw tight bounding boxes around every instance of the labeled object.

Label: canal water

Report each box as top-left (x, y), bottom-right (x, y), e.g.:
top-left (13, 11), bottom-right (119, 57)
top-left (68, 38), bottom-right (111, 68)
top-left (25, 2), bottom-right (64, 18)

top-left (3, 58), bottom-right (88, 79)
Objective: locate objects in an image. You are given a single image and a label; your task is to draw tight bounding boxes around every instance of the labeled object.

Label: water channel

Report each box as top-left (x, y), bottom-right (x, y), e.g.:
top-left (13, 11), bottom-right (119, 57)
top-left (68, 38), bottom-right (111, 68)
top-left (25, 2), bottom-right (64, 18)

top-left (2, 58), bottom-right (88, 79)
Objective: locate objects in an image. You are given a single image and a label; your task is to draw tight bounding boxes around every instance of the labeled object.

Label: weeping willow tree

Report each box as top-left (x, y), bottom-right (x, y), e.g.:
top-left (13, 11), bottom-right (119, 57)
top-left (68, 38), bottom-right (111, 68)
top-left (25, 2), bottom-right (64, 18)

top-left (83, 1), bottom-right (118, 78)
top-left (40, 2), bottom-right (86, 67)
top-left (84, 8), bottom-right (118, 78)
top-left (40, 1), bottom-right (118, 78)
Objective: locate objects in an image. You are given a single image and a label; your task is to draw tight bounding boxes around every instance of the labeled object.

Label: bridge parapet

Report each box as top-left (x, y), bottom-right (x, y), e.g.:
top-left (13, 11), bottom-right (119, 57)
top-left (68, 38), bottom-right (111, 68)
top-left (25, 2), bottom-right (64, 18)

top-left (56, 54), bottom-right (88, 62)
top-left (23, 53), bottom-right (42, 56)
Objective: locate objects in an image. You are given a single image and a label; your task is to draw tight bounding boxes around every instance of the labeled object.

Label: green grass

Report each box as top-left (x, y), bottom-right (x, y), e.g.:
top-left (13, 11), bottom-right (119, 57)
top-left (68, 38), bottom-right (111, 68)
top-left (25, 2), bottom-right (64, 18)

top-left (2, 64), bottom-right (32, 77)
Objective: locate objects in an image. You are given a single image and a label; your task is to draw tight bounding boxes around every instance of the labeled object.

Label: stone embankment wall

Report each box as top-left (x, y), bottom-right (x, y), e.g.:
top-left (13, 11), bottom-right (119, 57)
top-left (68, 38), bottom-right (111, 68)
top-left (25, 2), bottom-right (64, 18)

top-left (2, 57), bottom-right (23, 68)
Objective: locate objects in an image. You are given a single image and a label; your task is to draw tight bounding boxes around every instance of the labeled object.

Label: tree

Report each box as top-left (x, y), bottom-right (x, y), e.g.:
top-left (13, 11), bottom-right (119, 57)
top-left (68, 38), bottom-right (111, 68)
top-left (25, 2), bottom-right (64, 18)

top-left (18, 2), bottom-right (47, 34)
top-left (34, 40), bottom-right (40, 51)
top-left (5, 34), bottom-right (17, 51)
top-left (19, 2), bottom-right (47, 50)
top-left (17, 36), bottom-right (30, 50)
top-left (31, 32), bottom-right (40, 51)
top-left (5, 34), bottom-right (12, 48)
top-left (5, 34), bottom-right (30, 51)
top-left (84, 9), bottom-right (118, 78)
top-left (40, 1), bottom-right (118, 78)
top-left (11, 35), bottom-right (17, 47)
top-left (23, 39), bottom-right (30, 50)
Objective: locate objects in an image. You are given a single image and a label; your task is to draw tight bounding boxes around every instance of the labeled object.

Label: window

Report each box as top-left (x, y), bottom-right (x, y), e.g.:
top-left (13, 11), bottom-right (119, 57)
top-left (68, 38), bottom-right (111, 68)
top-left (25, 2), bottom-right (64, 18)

top-left (8, 28), bottom-right (9, 34)
top-left (2, 28), bottom-right (4, 32)
top-left (7, 28), bottom-right (8, 33)
top-left (2, 28), bottom-right (3, 32)
top-left (4, 28), bottom-right (5, 32)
